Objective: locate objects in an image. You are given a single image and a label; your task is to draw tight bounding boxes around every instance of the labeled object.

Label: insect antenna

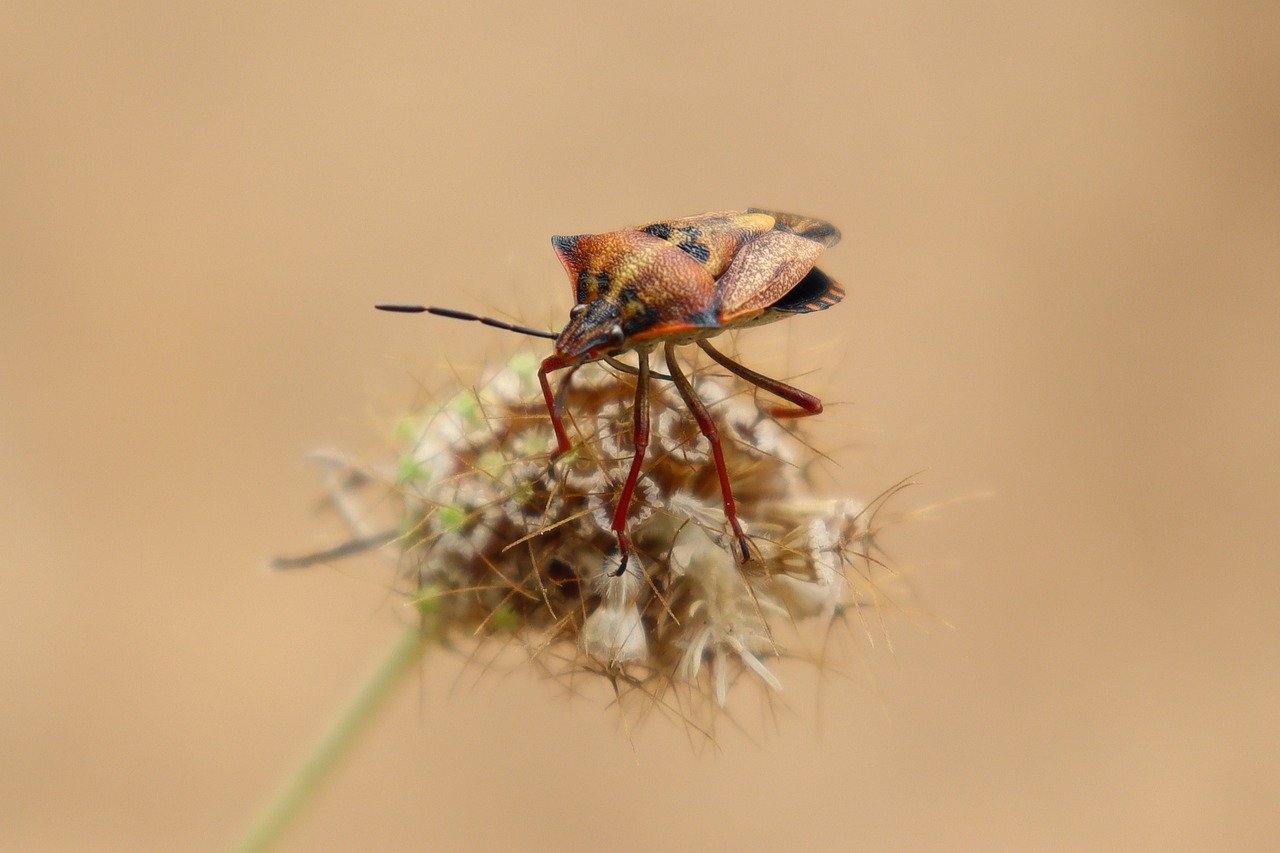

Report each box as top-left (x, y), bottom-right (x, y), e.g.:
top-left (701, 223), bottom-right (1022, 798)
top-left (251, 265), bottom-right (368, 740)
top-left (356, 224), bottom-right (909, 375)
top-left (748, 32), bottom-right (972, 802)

top-left (378, 305), bottom-right (674, 381)
top-left (375, 304), bottom-right (558, 340)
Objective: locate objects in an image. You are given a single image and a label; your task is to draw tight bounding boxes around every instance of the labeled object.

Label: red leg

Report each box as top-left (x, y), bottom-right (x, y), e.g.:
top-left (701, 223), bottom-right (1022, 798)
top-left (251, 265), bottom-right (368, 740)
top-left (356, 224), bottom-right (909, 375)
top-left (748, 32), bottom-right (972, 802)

top-left (538, 354), bottom-right (574, 456)
top-left (609, 351), bottom-right (650, 576)
top-left (697, 340), bottom-right (823, 419)
top-left (553, 363), bottom-right (582, 430)
top-left (664, 342), bottom-right (751, 563)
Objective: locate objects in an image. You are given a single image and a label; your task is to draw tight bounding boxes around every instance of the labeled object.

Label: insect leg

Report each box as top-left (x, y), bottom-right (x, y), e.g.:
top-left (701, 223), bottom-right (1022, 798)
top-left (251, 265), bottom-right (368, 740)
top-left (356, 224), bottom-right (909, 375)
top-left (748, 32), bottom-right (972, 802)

top-left (697, 340), bottom-right (823, 419)
top-left (603, 354), bottom-right (675, 383)
top-left (664, 342), bottom-right (751, 563)
top-left (608, 351), bottom-right (650, 576)
top-left (538, 354), bottom-right (575, 457)
top-left (553, 363), bottom-right (582, 425)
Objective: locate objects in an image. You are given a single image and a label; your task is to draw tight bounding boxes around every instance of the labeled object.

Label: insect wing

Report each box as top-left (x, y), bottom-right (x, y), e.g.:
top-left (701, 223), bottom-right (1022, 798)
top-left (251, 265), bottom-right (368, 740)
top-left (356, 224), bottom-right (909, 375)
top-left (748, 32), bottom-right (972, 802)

top-left (715, 230), bottom-right (825, 322)
top-left (636, 211), bottom-right (774, 278)
top-left (748, 208), bottom-right (842, 248)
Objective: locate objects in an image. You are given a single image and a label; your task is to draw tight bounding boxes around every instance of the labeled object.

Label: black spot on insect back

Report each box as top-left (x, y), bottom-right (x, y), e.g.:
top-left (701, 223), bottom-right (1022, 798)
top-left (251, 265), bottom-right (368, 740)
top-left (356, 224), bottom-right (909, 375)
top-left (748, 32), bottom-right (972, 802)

top-left (641, 223), bottom-right (672, 240)
top-left (578, 269), bottom-right (612, 303)
top-left (617, 284), bottom-right (658, 333)
top-left (616, 283), bottom-right (641, 313)
top-left (621, 303), bottom-right (658, 335)
top-left (678, 240), bottom-right (711, 264)
top-left (575, 270), bottom-right (590, 303)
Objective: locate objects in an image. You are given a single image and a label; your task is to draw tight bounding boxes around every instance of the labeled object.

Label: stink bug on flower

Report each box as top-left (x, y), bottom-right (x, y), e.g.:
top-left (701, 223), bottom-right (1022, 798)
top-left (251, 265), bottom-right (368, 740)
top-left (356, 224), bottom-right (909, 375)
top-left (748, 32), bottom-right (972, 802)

top-left (377, 208), bottom-right (844, 576)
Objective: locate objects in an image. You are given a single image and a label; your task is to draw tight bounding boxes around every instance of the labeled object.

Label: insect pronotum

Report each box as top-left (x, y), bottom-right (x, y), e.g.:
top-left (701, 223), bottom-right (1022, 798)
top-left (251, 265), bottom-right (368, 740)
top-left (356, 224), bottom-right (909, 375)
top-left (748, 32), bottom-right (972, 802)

top-left (378, 208), bottom-right (844, 576)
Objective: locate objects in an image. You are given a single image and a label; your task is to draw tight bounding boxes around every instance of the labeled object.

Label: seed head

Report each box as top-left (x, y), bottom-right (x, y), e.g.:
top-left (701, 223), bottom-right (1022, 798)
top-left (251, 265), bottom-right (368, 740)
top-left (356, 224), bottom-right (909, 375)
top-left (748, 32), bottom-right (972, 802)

top-left (281, 351), bottom-right (908, 724)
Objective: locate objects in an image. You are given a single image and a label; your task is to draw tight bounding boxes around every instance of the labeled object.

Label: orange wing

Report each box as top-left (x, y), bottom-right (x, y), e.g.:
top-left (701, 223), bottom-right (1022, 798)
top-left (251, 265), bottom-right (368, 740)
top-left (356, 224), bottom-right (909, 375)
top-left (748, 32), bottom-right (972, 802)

top-left (552, 210), bottom-right (841, 345)
top-left (714, 230), bottom-right (826, 323)
top-left (635, 211), bottom-right (774, 278)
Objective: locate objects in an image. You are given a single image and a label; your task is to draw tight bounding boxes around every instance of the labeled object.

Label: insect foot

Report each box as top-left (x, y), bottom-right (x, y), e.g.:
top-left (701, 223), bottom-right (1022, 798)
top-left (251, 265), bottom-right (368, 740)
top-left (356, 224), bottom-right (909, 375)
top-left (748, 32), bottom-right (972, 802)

top-left (607, 534), bottom-right (632, 578)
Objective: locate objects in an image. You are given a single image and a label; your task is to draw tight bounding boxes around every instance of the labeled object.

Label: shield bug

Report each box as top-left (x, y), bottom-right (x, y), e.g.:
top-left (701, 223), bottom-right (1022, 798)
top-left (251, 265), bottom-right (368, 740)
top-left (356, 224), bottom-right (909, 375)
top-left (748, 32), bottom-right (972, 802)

top-left (377, 208), bottom-right (844, 576)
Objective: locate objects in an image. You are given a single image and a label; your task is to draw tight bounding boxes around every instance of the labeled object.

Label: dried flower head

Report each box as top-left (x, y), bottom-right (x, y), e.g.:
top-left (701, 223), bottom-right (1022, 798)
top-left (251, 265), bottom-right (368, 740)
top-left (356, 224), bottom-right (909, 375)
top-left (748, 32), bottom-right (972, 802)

top-left (278, 350), bottom-right (909, 725)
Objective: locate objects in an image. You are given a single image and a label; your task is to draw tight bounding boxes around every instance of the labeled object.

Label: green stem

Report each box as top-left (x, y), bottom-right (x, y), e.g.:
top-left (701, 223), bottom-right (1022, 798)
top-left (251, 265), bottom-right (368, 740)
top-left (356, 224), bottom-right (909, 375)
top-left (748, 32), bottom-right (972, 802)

top-left (239, 621), bottom-right (427, 852)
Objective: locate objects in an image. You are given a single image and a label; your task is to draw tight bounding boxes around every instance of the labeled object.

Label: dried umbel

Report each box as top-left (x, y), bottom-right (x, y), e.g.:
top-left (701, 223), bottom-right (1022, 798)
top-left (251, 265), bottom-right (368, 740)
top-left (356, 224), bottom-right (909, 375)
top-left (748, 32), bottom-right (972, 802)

top-left (281, 351), bottom-right (903, 714)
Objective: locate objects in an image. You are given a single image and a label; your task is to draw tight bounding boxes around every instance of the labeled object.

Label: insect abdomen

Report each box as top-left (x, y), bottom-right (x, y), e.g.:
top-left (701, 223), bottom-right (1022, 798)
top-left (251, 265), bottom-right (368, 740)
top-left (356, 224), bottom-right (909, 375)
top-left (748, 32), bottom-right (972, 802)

top-left (769, 267), bottom-right (844, 314)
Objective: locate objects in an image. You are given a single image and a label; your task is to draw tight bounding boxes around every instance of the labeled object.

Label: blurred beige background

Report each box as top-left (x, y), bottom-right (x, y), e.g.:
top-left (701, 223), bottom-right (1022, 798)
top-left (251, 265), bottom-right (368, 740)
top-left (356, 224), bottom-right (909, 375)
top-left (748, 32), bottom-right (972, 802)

top-left (3, 2), bottom-right (1278, 850)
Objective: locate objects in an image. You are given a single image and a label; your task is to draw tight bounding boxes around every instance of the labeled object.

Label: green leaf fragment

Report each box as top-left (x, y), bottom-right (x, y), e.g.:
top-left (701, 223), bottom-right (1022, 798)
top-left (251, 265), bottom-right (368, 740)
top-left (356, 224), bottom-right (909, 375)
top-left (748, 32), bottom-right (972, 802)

top-left (438, 504), bottom-right (467, 533)
top-left (507, 351), bottom-right (538, 379)
top-left (396, 456), bottom-right (430, 485)
top-left (490, 606), bottom-right (519, 632)
top-left (414, 586), bottom-right (444, 616)
top-left (448, 390), bottom-right (482, 427)
top-left (391, 415), bottom-right (421, 445)
top-left (476, 450), bottom-right (505, 478)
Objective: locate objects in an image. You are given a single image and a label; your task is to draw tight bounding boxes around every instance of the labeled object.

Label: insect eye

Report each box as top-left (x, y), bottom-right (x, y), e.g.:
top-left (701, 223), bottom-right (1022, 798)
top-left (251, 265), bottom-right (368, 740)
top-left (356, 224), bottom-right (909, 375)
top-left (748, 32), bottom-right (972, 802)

top-left (570, 304), bottom-right (587, 319)
top-left (607, 324), bottom-right (624, 344)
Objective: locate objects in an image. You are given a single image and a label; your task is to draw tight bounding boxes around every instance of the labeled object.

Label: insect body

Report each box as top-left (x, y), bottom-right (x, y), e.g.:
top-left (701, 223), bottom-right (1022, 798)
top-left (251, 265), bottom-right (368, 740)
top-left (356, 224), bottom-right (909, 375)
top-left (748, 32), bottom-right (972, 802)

top-left (378, 209), bottom-right (844, 576)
